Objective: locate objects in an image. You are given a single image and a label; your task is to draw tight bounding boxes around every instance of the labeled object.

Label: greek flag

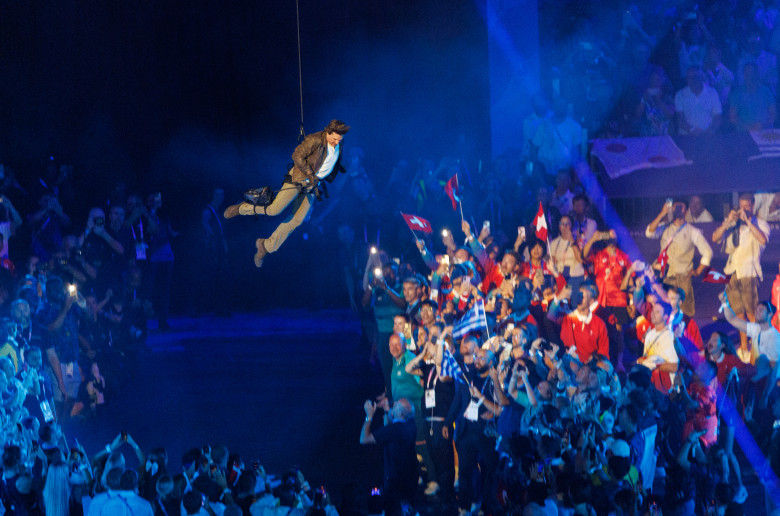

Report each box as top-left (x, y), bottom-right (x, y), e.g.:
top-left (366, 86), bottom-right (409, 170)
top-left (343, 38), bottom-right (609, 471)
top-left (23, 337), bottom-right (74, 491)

top-left (441, 347), bottom-right (466, 384)
top-left (452, 298), bottom-right (487, 340)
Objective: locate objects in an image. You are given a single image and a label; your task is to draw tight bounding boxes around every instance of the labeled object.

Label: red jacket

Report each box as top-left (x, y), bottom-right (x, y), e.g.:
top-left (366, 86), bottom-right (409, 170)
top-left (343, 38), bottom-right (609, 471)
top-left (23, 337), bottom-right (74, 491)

top-left (589, 248), bottom-right (630, 307)
top-left (560, 311), bottom-right (610, 363)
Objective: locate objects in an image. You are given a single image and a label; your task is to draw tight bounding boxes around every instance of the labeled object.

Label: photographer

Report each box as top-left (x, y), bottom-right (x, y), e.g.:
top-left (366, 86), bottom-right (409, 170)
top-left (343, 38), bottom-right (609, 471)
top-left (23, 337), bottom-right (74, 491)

top-left (712, 193), bottom-right (770, 362)
top-left (81, 207), bottom-right (125, 294)
top-left (35, 276), bottom-right (85, 420)
top-left (359, 398), bottom-right (417, 516)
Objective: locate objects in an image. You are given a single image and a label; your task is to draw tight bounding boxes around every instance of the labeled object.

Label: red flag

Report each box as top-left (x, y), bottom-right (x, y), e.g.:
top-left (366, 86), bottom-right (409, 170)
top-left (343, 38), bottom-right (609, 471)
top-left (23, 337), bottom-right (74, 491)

top-left (532, 202), bottom-right (548, 241)
top-left (656, 248), bottom-right (669, 277)
top-left (703, 269), bottom-right (730, 284)
top-left (401, 213), bottom-right (433, 233)
top-left (444, 174), bottom-right (460, 211)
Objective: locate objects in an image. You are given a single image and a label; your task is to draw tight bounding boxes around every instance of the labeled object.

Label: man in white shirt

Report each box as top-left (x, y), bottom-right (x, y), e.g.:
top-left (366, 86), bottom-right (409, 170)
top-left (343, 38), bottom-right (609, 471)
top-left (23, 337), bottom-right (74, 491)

top-left (638, 302), bottom-right (678, 391)
top-left (720, 293), bottom-right (779, 365)
top-left (223, 120), bottom-right (350, 267)
top-left (713, 192), bottom-right (770, 356)
top-left (754, 191), bottom-right (780, 221)
top-left (532, 97), bottom-right (582, 176)
top-left (685, 195), bottom-right (714, 223)
top-left (646, 198), bottom-right (713, 316)
top-left (675, 66), bottom-right (722, 135)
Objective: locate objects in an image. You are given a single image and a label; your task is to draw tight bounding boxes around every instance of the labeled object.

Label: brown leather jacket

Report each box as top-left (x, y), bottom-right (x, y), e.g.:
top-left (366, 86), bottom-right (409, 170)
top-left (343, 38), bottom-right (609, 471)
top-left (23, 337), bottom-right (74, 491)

top-left (289, 130), bottom-right (346, 185)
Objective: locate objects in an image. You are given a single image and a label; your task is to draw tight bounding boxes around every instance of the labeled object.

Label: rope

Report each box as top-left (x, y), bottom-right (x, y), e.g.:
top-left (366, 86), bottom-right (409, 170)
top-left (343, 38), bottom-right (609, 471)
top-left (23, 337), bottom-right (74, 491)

top-left (296, 0), bottom-right (305, 142)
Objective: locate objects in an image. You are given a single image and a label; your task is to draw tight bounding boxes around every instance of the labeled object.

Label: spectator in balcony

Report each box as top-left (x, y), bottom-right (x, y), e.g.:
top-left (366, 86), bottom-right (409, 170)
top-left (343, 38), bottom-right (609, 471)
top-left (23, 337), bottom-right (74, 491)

top-left (685, 195), bottom-right (714, 223)
top-left (736, 32), bottom-right (778, 96)
top-left (532, 97), bottom-right (583, 177)
top-left (635, 65), bottom-right (675, 136)
top-left (729, 62), bottom-right (777, 131)
top-left (675, 66), bottom-right (722, 135)
top-left (703, 45), bottom-right (734, 106)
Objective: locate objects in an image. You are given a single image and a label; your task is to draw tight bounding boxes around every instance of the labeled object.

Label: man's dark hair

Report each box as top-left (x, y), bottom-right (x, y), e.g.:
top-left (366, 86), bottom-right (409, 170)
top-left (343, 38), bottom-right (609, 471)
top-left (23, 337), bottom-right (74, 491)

top-left (673, 198), bottom-right (689, 209)
top-left (182, 448), bottom-right (203, 469)
top-left (236, 470), bottom-right (257, 494)
top-left (665, 285), bottom-right (685, 302)
top-left (38, 421), bottom-right (54, 443)
top-left (2, 446), bottom-right (21, 469)
top-left (738, 192), bottom-right (755, 205)
top-left (572, 193), bottom-right (590, 206)
top-left (627, 366), bottom-right (651, 390)
top-left (120, 469), bottom-right (139, 491)
top-left (528, 239), bottom-right (547, 256)
top-left (421, 299), bottom-right (438, 312)
top-left (402, 275), bottom-right (421, 287)
top-left (106, 467), bottom-right (124, 490)
top-left (211, 444), bottom-right (228, 466)
top-left (183, 490), bottom-right (204, 514)
top-left (324, 119), bottom-right (350, 135)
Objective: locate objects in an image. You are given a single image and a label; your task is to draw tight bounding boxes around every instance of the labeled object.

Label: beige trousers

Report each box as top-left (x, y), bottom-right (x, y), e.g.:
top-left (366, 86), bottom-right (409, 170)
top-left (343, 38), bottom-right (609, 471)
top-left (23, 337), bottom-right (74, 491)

top-left (238, 185), bottom-right (313, 253)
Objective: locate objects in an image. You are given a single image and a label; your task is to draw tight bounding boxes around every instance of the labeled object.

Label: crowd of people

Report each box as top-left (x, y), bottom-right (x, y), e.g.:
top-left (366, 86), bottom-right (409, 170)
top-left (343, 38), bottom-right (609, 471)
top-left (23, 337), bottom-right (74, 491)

top-left (0, 426), bottom-right (344, 516)
top-left (355, 186), bottom-right (780, 516)
top-left (541, 0), bottom-right (780, 140)
top-left (3, 1), bottom-right (780, 516)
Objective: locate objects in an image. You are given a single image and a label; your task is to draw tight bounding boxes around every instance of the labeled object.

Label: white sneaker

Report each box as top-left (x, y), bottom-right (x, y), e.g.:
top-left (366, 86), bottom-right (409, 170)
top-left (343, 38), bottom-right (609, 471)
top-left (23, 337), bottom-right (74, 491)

top-left (424, 481), bottom-right (439, 496)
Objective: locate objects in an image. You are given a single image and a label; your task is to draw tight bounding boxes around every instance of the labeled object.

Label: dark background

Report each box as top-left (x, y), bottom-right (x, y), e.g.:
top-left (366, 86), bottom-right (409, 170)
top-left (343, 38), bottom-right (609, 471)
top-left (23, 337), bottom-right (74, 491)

top-left (0, 0), bottom-right (491, 309)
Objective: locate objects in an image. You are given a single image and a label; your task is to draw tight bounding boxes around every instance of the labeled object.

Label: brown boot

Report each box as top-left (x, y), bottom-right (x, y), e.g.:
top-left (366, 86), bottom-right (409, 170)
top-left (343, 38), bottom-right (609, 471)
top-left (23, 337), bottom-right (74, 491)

top-left (254, 239), bottom-right (268, 268)
top-left (223, 202), bottom-right (247, 219)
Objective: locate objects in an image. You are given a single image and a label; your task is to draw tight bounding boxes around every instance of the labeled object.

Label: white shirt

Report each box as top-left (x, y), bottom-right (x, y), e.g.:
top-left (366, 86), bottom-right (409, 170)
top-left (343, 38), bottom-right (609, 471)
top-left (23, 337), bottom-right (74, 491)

top-left (674, 85), bottom-right (722, 134)
top-left (685, 209), bottom-right (714, 223)
top-left (316, 144), bottom-right (340, 179)
top-left (755, 192), bottom-right (780, 221)
top-left (746, 322), bottom-right (780, 363)
top-left (723, 217), bottom-right (771, 280)
top-left (549, 236), bottom-right (584, 277)
top-left (551, 189), bottom-right (574, 216)
top-left (645, 222), bottom-right (712, 276)
top-left (642, 327), bottom-right (678, 368)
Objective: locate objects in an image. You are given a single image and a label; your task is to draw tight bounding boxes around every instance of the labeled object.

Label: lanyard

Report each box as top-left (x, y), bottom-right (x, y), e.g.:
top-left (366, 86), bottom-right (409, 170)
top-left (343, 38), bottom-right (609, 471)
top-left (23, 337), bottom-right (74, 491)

top-left (645, 328), bottom-right (670, 355)
top-left (207, 205), bottom-right (224, 236)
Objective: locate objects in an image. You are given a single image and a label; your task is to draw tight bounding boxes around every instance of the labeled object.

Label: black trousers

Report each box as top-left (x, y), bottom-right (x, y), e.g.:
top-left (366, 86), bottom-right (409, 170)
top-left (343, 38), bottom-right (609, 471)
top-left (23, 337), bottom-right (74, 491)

top-left (426, 420), bottom-right (455, 501)
top-left (455, 426), bottom-right (498, 510)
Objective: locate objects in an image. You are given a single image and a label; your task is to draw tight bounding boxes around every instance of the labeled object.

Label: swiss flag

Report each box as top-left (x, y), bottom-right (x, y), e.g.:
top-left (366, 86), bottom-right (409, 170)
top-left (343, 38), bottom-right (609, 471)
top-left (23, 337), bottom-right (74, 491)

top-left (703, 269), bottom-right (730, 284)
top-left (401, 213), bottom-right (433, 233)
top-left (532, 202), bottom-right (548, 241)
top-left (444, 174), bottom-right (460, 211)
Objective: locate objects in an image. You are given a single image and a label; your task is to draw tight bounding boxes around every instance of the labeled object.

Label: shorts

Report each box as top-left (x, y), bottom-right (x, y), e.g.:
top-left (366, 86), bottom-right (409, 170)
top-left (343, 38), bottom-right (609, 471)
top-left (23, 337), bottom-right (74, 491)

top-left (725, 276), bottom-right (759, 316)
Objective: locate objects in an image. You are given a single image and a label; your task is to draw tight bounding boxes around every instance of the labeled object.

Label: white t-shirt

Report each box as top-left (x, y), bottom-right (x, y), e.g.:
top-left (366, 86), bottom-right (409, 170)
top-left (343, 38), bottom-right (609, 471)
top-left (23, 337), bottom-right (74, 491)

top-left (642, 327), bottom-right (678, 368)
top-left (549, 236), bottom-right (584, 277)
top-left (316, 144), bottom-right (340, 179)
top-left (674, 85), bottom-right (722, 134)
top-left (746, 322), bottom-right (780, 363)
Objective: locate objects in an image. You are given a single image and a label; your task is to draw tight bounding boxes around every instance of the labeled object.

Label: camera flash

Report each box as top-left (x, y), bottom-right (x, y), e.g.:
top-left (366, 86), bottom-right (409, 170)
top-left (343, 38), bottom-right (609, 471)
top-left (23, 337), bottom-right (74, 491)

top-left (370, 246), bottom-right (377, 255)
top-left (67, 284), bottom-right (76, 295)
top-left (373, 267), bottom-right (382, 277)
top-left (441, 229), bottom-right (449, 237)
